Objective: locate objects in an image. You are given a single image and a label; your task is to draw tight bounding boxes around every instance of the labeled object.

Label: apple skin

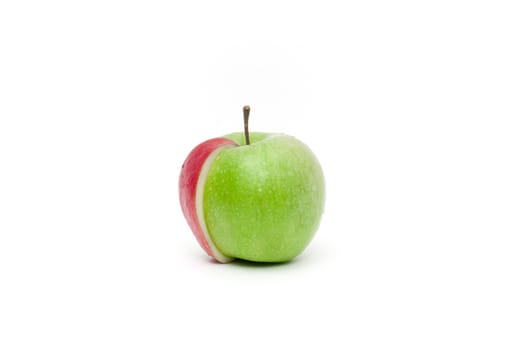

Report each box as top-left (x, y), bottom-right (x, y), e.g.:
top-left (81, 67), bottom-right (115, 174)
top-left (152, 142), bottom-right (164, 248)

top-left (179, 132), bottom-right (325, 263)
top-left (179, 137), bottom-right (237, 263)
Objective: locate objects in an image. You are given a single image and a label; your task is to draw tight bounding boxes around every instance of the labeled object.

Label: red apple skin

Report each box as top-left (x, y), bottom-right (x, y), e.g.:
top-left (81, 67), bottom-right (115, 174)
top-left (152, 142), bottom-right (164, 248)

top-left (179, 137), bottom-right (238, 261)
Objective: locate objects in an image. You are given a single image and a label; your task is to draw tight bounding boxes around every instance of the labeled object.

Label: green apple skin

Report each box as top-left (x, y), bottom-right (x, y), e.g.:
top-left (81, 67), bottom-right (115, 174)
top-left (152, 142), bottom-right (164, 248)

top-left (203, 132), bottom-right (325, 262)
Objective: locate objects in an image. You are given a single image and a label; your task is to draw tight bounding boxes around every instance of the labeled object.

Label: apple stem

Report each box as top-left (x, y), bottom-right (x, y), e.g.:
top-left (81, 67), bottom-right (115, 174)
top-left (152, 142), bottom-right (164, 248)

top-left (243, 105), bottom-right (251, 145)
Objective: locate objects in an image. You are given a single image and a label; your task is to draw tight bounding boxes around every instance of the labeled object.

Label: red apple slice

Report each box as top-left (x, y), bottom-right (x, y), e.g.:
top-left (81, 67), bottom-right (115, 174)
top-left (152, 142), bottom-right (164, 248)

top-left (179, 138), bottom-right (238, 263)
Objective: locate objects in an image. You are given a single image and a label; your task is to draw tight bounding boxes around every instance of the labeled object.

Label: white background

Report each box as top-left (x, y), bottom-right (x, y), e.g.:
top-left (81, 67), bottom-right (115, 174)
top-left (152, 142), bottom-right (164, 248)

top-left (1, 1), bottom-right (524, 349)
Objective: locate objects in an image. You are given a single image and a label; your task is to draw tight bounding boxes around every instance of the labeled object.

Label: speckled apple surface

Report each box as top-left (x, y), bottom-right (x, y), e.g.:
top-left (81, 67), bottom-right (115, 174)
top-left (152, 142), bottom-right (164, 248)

top-left (202, 132), bottom-right (325, 262)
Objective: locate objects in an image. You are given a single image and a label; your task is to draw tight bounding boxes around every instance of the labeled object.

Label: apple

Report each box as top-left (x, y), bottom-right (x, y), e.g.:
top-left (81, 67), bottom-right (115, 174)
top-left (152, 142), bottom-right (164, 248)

top-left (179, 106), bottom-right (325, 263)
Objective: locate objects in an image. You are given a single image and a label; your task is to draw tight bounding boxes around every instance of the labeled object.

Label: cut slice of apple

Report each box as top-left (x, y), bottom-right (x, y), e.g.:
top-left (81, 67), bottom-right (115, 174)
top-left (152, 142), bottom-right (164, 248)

top-left (179, 138), bottom-right (238, 263)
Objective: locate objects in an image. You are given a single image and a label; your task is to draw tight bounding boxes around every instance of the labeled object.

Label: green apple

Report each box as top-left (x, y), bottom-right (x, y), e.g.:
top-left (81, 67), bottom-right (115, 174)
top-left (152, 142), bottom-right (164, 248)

top-left (179, 106), bottom-right (325, 263)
